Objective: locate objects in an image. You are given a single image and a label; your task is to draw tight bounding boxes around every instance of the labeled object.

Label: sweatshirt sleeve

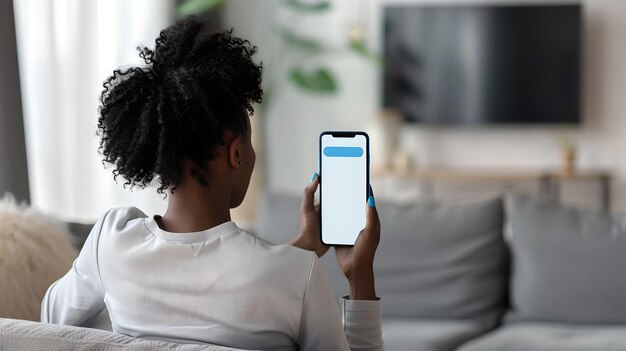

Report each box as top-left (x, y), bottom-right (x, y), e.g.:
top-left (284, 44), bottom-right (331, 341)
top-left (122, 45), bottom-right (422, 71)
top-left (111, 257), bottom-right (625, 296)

top-left (41, 210), bottom-right (109, 326)
top-left (297, 254), bottom-right (385, 351)
top-left (341, 296), bottom-right (384, 351)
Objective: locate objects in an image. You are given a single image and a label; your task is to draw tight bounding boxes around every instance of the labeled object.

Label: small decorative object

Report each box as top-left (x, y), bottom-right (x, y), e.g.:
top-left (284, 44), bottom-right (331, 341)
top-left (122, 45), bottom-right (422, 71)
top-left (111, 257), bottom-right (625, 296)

top-left (367, 108), bottom-right (402, 170)
top-left (392, 150), bottom-right (414, 173)
top-left (558, 133), bottom-right (577, 175)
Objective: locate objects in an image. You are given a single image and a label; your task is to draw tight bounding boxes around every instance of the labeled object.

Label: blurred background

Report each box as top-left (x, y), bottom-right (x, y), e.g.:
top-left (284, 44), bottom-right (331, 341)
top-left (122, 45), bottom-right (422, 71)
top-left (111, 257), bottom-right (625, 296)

top-left (5, 2), bottom-right (626, 348)
top-left (1, 0), bottom-right (625, 224)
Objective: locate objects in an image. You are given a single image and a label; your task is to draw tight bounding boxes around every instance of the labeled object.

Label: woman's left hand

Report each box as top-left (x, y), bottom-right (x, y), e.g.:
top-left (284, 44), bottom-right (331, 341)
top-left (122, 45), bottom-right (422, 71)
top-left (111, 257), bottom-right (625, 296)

top-left (290, 173), bottom-right (329, 257)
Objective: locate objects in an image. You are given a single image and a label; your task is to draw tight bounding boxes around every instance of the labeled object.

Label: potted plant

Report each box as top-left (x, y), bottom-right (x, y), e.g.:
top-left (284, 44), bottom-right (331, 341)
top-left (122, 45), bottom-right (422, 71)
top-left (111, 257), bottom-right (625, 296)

top-left (558, 133), bottom-right (577, 175)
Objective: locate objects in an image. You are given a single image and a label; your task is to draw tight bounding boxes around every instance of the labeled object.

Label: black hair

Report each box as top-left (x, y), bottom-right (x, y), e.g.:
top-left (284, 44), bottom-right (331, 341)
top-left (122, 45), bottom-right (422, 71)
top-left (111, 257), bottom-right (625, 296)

top-left (97, 16), bottom-right (263, 195)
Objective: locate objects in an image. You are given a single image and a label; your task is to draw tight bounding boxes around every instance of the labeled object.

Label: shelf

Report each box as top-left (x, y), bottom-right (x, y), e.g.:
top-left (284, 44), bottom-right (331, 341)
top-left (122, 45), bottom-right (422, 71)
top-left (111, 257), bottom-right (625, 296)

top-left (372, 167), bottom-right (613, 211)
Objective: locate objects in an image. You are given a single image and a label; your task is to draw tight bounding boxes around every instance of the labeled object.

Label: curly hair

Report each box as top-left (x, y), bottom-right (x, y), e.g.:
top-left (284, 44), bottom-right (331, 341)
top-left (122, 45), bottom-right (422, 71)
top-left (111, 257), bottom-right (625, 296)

top-left (97, 16), bottom-right (263, 195)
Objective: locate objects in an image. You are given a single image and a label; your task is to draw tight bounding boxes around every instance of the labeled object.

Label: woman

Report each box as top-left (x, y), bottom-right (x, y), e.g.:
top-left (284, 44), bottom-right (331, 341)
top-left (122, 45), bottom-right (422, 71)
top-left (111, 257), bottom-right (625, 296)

top-left (42, 16), bottom-right (383, 351)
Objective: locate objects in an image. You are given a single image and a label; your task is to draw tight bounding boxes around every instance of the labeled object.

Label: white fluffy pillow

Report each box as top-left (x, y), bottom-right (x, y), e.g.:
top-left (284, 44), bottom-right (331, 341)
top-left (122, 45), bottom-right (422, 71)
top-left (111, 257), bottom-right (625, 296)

top-left (0, 194), bottom-right (77, 321)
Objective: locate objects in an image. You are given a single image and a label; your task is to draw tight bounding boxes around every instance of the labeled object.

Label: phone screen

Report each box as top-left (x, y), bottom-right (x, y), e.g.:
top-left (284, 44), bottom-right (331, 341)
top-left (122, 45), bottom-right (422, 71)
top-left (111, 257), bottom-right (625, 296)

top-left (320, 132), bottom-right (369, 245)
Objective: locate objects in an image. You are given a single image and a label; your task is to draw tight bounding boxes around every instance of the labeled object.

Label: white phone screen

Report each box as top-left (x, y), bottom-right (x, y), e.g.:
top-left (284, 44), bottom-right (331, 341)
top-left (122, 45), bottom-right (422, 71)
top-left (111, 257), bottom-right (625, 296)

top-left (320, 132), bottom-right (369, 245)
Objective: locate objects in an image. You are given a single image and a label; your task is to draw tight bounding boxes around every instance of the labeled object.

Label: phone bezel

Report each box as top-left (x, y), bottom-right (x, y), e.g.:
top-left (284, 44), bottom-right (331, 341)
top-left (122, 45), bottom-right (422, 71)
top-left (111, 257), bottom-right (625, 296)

top-left (319, 131), bottom-right (370, 246)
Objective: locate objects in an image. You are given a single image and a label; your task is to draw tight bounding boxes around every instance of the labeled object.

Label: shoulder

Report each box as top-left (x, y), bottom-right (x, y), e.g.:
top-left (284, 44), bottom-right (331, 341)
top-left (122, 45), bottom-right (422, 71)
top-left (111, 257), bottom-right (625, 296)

top-left (240, 230), bottom-right (318, 276)
top-left (245, 230), bottom-right (316, 260)
top-left (96, 207), bottom-right (148, 236)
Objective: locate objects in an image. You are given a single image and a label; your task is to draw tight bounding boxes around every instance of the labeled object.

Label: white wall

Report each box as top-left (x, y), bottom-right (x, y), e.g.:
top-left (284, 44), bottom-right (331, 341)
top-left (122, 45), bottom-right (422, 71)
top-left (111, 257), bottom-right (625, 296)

top-left (227, 0), bottom-right (626, 212)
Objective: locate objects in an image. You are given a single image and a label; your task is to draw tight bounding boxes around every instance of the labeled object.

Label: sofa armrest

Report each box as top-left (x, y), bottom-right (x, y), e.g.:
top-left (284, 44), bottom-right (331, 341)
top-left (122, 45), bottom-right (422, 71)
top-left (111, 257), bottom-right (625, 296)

top-left (0, 318), bottom-right (248, 351)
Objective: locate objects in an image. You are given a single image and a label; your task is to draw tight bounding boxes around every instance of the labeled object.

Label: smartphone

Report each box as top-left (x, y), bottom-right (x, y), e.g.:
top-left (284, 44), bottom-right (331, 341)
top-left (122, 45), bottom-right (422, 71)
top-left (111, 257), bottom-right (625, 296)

top-left (319, 131), bottom-right (370, 246)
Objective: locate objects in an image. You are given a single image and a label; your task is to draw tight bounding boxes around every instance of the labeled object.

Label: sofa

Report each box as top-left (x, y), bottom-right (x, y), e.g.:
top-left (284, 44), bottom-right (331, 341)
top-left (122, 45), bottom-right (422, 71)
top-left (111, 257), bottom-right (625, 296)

top-left (2, 193), bottom-right (626, 350)
top-left (0, 317), bottom-right (246, 351)
top-left (256, 192), bottom-right (626, 351)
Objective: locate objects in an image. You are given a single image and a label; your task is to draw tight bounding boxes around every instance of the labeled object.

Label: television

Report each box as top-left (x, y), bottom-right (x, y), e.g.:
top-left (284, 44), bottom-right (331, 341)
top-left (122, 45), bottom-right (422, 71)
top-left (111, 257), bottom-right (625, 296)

top-left (383, 4), bottom-right (582, 125)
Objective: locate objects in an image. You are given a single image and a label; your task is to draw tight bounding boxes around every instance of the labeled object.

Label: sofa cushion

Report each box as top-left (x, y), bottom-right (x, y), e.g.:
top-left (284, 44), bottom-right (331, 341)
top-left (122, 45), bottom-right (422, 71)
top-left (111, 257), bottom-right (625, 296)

top-left (257, 192), bottom-right (508, 325)
top-left (382, 318), bottom-right (493, 351)
top-left (457, 322), bottom-right (626, 351)
top-left (507, 195), bottom-right (626, 323)
top-left (374, 197), bottom-right (506, 322)
top-left (0, 318), bottom-right (247, 351)
top-left (66, 222), bottom-right (95, 250)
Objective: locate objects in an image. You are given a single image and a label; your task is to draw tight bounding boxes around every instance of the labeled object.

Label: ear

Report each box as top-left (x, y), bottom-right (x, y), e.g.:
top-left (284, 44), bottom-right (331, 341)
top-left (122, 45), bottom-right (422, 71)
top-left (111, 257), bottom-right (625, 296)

top-left (228, 135), bottom-right (243, 169)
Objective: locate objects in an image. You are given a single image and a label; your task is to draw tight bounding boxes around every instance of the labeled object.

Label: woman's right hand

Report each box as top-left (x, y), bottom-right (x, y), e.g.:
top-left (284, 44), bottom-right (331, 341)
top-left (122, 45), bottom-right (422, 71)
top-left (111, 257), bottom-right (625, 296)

top-left (335, 194), bottom-right (380, 300)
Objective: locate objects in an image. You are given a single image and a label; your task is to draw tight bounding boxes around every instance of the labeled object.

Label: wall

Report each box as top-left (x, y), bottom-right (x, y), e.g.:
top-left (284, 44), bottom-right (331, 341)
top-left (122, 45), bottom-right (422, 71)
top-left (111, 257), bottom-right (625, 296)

top-left (225, 0), bottom-right (626, 213)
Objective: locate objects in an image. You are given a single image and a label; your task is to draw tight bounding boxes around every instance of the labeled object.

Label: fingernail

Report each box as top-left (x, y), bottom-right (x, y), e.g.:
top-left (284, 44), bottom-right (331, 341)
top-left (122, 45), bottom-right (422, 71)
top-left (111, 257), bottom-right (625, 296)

top-left (368, 195), bottom-right (376, 208)
top-left (311, 172), bottom-right (319, 182)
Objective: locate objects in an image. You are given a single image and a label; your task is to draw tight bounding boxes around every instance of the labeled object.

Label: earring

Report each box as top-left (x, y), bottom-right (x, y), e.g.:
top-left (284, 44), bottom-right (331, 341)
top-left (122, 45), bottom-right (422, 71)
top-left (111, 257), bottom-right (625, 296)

top-left (237, 161), bottom-right (243, 167)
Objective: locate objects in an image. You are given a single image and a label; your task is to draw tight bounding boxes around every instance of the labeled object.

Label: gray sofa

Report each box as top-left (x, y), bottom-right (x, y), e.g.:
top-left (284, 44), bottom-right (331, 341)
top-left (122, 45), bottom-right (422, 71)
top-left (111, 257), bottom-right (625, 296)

top-left (2, 193), bottom-right (626, 350)
top-left (0, 317), bottom-right (246, 351)
top-left (256, 193), bottom-right (626, 351)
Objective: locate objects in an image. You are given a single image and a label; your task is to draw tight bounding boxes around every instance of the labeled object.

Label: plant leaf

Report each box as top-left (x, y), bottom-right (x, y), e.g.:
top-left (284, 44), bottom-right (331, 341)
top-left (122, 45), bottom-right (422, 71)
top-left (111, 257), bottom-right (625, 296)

top-left (289, 67), bottom-right (338, 93)
top-left (348, 39), bottom-right (382, 63)
top-left (284, 0), bottom-right (331, 12)
top-left (178, 0), bottom-right (226, 17)
top-left (279, 28), bottom-right (323, 52)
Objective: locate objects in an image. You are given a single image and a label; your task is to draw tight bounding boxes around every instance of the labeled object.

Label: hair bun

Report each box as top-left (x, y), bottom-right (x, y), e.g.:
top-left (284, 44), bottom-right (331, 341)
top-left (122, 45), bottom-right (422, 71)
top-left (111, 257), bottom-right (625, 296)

top-left (98, 16), bottom-right (263, 195)
top-left (151, 16), bottom-right (205, 74)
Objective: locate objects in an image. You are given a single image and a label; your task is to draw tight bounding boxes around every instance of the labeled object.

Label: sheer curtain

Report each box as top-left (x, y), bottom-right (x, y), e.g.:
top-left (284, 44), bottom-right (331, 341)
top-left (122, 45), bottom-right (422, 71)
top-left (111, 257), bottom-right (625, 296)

top-left (14, 0), bottom-right (175, 221)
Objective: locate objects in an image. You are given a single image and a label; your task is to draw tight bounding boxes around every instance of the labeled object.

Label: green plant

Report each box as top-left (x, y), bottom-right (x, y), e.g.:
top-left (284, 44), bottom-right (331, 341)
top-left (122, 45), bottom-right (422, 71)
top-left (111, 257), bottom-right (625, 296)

top-left (176, 0), bottom-right (379, 96)
top-left (558, 133), bottom-right (577, 153)
top-left (174, 0), bottom-right (380, 185)
top-left (274, 0), bottom-right (379, 94)
top-left (177, 0), bottom-right (227, 18)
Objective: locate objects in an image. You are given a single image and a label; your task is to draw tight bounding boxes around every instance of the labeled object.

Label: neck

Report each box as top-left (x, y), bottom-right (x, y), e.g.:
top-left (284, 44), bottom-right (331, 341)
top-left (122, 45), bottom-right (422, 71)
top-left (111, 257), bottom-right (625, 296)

top-left (159, 181), bottom-right (231, 233)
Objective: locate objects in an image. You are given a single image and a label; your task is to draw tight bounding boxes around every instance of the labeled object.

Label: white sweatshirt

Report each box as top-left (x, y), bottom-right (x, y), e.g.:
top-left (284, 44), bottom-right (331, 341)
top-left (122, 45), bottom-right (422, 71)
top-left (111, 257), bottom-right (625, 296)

top-left (41, 207), bottom-right (384, 351)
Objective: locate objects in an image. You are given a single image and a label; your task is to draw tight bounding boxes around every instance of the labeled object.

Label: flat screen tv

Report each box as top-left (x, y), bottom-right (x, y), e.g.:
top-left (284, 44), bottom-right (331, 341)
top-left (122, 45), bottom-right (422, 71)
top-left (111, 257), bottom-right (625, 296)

top-left (383, 4), bottom-right (582, 125)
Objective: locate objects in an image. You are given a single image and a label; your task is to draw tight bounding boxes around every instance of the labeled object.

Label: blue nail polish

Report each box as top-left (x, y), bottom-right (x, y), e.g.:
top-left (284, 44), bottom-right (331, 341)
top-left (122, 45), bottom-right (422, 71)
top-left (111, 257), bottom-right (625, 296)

top-left (368, 195), bottom-right (376, 208)
top-left (311, 172), bottom-right (319, 181)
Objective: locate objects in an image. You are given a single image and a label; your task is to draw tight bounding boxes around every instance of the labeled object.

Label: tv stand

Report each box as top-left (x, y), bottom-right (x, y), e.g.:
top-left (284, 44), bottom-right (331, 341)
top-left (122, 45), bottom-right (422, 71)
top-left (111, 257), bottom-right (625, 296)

top-left (373, 168), bottom-right (612, 211)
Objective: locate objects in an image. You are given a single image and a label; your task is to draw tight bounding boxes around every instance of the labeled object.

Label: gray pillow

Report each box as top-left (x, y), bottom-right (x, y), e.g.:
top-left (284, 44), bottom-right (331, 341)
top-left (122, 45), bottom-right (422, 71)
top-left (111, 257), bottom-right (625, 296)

top-left (66, 222), bottom-right (95, 250)
top-left (506, 195), bottom-right (626, 323)
top-left (255, 191), bottom-right (302, 246)
top-left (374, 197), bottom-right (507, 323)
top-left (257, 192), bottom-right (508, 325)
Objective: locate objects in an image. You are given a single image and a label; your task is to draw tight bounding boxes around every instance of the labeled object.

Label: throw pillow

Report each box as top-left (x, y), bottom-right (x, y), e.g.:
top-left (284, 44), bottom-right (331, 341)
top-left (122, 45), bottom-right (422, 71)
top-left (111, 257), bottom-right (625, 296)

top-left (374, 197), bottom-right (507, 323)
top-left (507, 194), bottom-right (626, 323)
top-left (0, 194), bottom-right (77, 321)
top-left (257, 192), bottom-right (508, 325)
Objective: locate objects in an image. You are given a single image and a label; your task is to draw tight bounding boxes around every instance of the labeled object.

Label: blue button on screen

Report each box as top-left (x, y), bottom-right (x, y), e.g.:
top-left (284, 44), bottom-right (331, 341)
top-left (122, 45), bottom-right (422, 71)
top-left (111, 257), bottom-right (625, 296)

top-left (323, 146), bottom-right (364, 157)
